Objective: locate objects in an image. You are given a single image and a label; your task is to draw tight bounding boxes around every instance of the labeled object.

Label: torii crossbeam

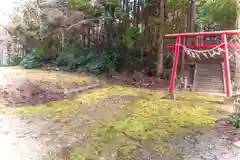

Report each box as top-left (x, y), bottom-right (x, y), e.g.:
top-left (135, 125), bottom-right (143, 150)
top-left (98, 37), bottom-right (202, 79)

top-left (165, 30), bottom-right (240, 98)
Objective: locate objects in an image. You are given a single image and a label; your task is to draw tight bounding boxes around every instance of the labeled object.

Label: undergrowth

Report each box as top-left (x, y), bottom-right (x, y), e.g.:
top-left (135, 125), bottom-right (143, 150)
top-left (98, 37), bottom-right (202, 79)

top-left (20, 48), bottom-right (43, 68)
top-left (55, 41), bottom-right (175, 78)
top-left (56, 42), bottom-right (159, 76)
top-left (229, 115), bottom-right (240, 128)
top-left (7, 55), bottom-right (23, 66)
top-left (14, 41), bottom-right (173, 79)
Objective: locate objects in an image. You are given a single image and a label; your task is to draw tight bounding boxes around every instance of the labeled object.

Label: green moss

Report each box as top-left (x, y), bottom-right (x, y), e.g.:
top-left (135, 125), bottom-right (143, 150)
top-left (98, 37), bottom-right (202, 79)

top-left (11, 85), bottom-right (144, 120)
top-left (75, 85), bottom-right (166, 104)
top-left (176, 91), bottom-right (224, 103)
top-left (12, 99), bottom-right (80, 120)
top-left (75, 85), bottom-right (140, 103)
top-left (69, 88), bottom-right (218, 160)
top-left (8, 84), bottom-right (221, 159)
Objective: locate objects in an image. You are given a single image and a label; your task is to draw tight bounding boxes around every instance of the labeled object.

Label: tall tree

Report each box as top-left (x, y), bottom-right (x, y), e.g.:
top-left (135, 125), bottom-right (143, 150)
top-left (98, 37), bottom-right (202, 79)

top-left (236, 0), bottom-right (240, 29)
top-left (196, 0), bottom-right (236, 30)
top-left (156, 0), bottom-right (165, 77)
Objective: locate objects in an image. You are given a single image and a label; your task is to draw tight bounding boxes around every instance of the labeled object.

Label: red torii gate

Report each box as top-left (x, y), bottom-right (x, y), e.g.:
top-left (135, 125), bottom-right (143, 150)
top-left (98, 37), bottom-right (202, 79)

top-left (165, 30), bottom-right (240, 98)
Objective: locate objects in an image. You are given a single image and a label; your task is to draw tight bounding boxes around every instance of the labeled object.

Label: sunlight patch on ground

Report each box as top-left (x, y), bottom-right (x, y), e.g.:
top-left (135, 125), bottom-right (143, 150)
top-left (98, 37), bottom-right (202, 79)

top-left (0, 67), bottom-right (95, 84)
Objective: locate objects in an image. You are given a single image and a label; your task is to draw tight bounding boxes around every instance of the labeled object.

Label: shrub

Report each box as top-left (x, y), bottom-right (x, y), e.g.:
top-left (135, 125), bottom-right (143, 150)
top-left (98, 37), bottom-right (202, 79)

top-left (56, 40), bottom-right (173, 76)
top-left (7, 55), bottom-right (23, 66)
top-left (57, 46), bottom-right (120, 74)
top-left (20, 48), bottom-right (42, 69)
top-left (56, 42), bottom-right (147, 75)
top-left (229, 115), bottom-right (240, 128)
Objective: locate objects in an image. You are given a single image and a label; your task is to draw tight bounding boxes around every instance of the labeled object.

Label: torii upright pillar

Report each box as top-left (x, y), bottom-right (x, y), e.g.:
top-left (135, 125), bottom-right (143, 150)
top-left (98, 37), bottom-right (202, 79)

top-left (221, 33), bottom-right (232, 98)
top-left (168, 36), bottom-right (181, 99)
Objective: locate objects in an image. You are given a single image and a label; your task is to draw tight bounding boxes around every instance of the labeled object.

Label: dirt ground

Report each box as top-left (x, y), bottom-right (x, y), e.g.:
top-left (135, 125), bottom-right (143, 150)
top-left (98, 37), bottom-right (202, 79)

top-left (0, 67), bottom-right (239, 160)
top-left (0, 67), bottom-right (101, 107)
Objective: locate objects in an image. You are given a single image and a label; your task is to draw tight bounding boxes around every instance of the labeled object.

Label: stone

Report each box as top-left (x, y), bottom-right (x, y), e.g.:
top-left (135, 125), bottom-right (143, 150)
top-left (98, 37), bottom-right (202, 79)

top-left (233, 141), bottom-right (240, 148)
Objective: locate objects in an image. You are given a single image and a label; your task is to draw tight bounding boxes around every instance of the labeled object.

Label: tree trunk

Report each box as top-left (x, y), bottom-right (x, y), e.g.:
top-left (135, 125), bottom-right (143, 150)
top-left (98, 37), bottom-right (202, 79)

top-left (156, 0), bottom-right (165, 78)
top-left (190, 0), bottom-right (196, 46)
top-left (236, 0), bottom-right (240, 29)
top-left (181, 1), bottom-right (188, 71)
top-left (234, 0), bottom-right (240, 86)
top-left (190, 0), bottom-right (196, 32)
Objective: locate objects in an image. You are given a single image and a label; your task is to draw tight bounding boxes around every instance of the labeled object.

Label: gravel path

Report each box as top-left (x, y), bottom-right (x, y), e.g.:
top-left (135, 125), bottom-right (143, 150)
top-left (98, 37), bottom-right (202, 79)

top-left (0, 115), bottom-right (47, 160)
top-left (0, 114), bottom-right (239, 160)
top-left (169, 130), bottom-right (240, 160)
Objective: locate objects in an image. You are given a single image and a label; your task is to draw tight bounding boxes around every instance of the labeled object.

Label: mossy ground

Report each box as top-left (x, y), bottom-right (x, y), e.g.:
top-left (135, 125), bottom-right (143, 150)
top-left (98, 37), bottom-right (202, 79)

top-left (8, 84), bottom-right (224, 160)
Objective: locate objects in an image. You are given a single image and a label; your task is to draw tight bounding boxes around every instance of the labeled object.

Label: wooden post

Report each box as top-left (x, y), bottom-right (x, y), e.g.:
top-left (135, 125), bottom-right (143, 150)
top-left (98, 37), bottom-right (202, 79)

top-left (184, 77), bottom-right (188, 89)
top-left (181, 36), bottom-right (185, 72)
top-left (221, 33), bottom-right (232, 97)
top-left (169, 36), bottom-right (181, 97)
